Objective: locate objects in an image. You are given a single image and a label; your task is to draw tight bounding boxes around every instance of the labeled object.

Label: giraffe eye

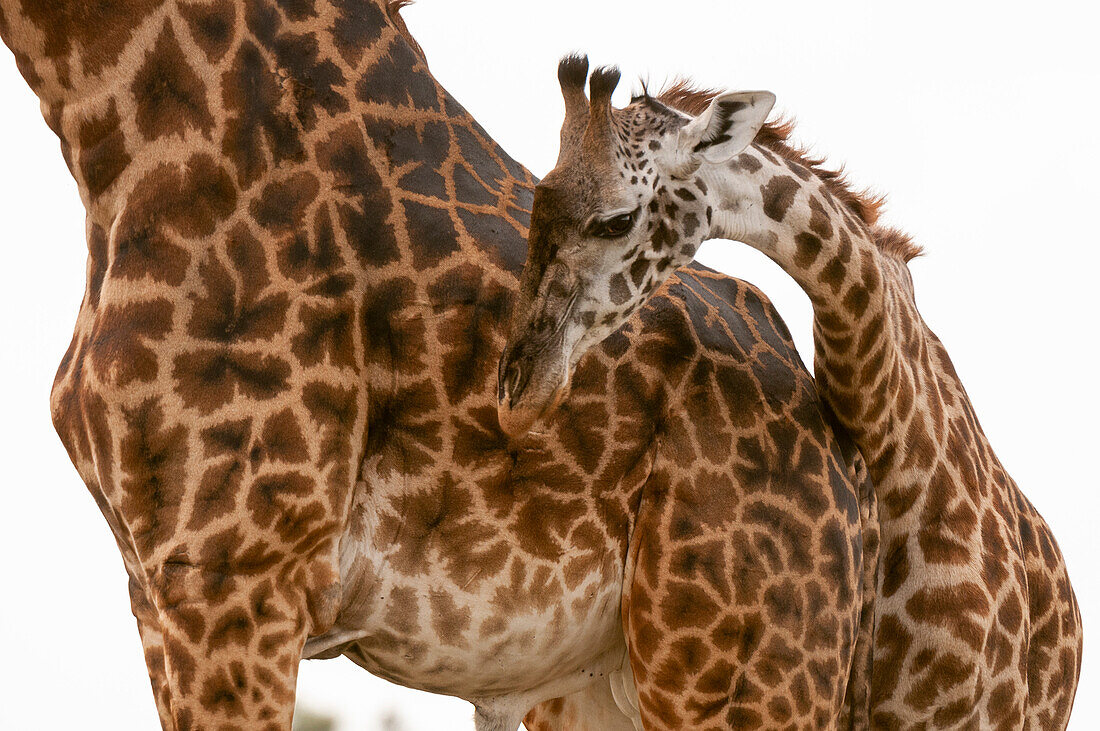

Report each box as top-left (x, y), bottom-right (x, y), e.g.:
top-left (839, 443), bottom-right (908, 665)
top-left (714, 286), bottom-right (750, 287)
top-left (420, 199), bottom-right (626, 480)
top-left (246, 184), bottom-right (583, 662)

top-left (589, 211), bottom-right (636, 239)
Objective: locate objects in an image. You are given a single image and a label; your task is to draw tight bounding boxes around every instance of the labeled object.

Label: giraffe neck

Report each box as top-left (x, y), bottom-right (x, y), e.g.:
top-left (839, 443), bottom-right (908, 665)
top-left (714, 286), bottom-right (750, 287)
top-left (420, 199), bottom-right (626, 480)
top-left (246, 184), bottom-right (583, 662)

top-left (706, 148), bottom-right (958, 485)
top-left (707, 148), bottom-right (887, 321)
top-left (0, 0), bottom-right (173, 105)
top-left (0, 1), bottom-right (443, 243)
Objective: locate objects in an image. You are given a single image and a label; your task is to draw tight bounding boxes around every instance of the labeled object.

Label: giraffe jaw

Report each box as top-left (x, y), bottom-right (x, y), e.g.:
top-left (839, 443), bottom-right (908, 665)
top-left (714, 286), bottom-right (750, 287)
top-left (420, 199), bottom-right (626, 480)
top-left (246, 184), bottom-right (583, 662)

top-left (496, 381), bottom-right (567, 439)
top-left (496, 335), bottom-right (574, 439)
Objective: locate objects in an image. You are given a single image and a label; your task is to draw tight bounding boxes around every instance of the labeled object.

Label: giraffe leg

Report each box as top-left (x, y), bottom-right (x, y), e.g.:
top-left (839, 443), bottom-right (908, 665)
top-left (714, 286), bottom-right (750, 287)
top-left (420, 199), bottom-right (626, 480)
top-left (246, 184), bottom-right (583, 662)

top-left (80, 382), bottom-right (350, 729)
top-left (151, 564), bottom-right (312, 730)
top-left (474, 706), bottom-right (525, 731)
top-left (1015, 495), bottom-right (1082, 730)
top-left (79, 483), bottom-right (177, 727)
top-left (82, 487), bottom-right (177, 728)
top-left (621, 437), bottom-right (864, 729)
top-left (128, 574), bottom-right (174, 729)
top-left (523, 679), bottom-right (639, 731)
top-left (839, 452), bottom-right (879, 731)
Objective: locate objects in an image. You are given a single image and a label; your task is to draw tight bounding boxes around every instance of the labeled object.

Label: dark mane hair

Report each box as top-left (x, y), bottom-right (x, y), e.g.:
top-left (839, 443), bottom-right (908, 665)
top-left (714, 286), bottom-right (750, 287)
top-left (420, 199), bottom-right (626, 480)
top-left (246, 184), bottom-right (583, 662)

top-left (387, 0), bottom-right (427, 64)
top-left (656, 79), bottom-right (922, 263)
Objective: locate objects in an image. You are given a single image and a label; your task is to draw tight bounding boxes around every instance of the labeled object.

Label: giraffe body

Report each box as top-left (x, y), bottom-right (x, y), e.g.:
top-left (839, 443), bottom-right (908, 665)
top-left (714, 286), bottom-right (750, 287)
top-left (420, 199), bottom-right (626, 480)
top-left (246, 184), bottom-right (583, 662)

top-left (501, 59), bottom-right (1081, 729)
top-left (1, 4), bottom-right (872, 729)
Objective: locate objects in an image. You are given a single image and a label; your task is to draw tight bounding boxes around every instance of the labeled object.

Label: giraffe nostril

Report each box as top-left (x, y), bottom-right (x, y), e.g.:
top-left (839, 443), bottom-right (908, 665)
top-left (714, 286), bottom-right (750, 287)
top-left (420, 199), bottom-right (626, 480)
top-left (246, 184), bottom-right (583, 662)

top-left (505, 362), bottom-right (524, 404)
top-left (497, 353), bottom-right (523, 405)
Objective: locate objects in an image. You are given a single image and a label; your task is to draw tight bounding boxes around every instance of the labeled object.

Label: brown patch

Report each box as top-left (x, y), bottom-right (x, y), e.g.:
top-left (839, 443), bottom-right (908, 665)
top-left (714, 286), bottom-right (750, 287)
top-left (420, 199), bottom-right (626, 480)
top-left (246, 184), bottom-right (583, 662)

top-left (89, 299), bottom-right (174, 387)
top-left (807, 196), bottom-right (833, 240)
top-left (880, 535), bottom-right (909, 598)
top-left (511, 493), bottom-right (587, 561)
top-left (180, 1), bottom-right (236, 63)
top-left (906, 582), bottom-right (990, 651)
top-left (659, 581), bottom-right (720, 631)
top-left (760, 176), bottom-right (800, 223)
top-left (918, 463), bottom-right (977, 565)
top-left (817, 255), bottom-right (847, 294)
top-left (118, 399), bottom-right (189, 556)
top-left (131, 22), bottom-right (215, 142)
top-left (111, 153), bottom-right (236, 285)
top-left (376, 474), bottom-right (503, 587)
top-left (903, 652), bottom-right (976, 714)
top-left (261, 409), bottom-right (309, 463)
top-left (186, 253), bottom-right (290, 344)
top-left (870, 614), bottom-right (912, 707)
top-left (189, 458), bottom-right (244, 530)
top-left (403, 200), bottom-right (459, 265)
top-left (19, 0), bottom-right (161, 78)
top-left (314, 122), bottom-right (400, 267)
top-left (840, 283), bottom-right (871, 318)
top-left (292, 301), bottom-right (356, 368)
top-left (198, 667), bottom-right (246, 716)
top-left (364, 379), bottom-right (442, 477)
top-left (173, 348), bottom-right (293, 414)
top-left (426, 264), bottom-right (510, 402)
top-left (429, 590), bottom-right (471, 646)
top-left (384, 586), bottom-right (420, 634)
top-left (78, 99), bottom-right (131, 198)
top-left (793, 232), bottom-right (822, 268)
top-left (251, 172), bottom-right (320, 233)
top-left (246, 471), bottom-right (315, 531)
top-left (221, 40), bottom-right (305, 186)
top-left (208, 607), bottom-right (252, 650)
top-left (87, 223), bottom-right (109, 309)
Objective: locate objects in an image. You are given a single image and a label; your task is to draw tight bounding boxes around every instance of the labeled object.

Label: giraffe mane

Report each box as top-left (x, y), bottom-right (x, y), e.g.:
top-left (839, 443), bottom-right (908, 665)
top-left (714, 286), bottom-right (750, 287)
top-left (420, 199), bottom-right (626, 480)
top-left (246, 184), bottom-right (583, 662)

top-left (873, 226), bottom-right (923, 263)
top-left (386, 0), bottom-right (427, 65)
top-left (655, 79), bottom-right (922, 263)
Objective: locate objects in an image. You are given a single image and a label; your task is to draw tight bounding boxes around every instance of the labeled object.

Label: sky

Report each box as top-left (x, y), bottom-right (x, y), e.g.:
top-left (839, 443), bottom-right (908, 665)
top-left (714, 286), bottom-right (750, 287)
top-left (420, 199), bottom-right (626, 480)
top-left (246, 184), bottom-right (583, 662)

top-left (1, 1), bottom-right (1097, 728)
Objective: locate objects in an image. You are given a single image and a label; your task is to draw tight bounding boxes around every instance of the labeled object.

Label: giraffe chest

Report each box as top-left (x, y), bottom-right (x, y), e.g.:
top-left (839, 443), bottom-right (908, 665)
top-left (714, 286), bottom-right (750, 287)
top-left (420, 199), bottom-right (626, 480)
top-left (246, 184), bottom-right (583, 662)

top-left (305, 455), bottom-right (630, 702)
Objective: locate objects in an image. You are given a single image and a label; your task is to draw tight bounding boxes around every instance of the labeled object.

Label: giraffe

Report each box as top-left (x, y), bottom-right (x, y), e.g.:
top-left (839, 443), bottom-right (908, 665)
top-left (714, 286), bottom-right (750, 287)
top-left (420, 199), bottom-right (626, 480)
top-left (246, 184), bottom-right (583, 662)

top-left (0, 2), bottom-right (876, 728)
top-left (498, 57), bottom-right (1083, 729)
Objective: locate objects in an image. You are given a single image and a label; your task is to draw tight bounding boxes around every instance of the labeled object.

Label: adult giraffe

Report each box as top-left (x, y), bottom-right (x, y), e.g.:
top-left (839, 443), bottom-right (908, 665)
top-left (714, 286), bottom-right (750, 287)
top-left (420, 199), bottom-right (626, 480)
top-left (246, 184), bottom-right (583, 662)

top-left (1, 2), bottom-right (873, 729)
top-left (498, 59), bottom-right (1082, 728)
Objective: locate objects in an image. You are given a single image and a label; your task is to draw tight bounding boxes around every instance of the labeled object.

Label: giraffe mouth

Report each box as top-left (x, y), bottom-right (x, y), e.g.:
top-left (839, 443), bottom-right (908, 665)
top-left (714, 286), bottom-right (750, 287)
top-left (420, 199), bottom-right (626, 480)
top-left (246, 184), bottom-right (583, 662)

top-left (497, 288), bottom-right (580, 437)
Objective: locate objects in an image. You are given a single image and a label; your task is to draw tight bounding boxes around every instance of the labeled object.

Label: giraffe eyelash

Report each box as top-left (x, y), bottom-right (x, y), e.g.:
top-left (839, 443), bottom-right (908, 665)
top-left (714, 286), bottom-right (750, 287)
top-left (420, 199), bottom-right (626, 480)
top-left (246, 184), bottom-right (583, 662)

top-left (587, 208), bottom-right (639, 239)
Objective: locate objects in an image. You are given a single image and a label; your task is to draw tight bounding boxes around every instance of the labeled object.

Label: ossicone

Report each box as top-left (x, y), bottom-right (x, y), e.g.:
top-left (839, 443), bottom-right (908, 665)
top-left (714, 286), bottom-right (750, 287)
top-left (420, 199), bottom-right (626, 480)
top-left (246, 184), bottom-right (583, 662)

top-left (557, 53), bottom-right (589, 91)
top-left (588, 65), bottom-right (621, 105)
top-left (558, 53), bottom-right (591, 144)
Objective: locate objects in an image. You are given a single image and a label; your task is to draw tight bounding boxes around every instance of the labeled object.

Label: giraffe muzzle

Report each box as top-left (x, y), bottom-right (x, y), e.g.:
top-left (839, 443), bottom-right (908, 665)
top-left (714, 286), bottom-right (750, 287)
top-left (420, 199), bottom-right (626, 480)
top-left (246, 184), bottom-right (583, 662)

top-left (496, 289), bottom-right (579, 438)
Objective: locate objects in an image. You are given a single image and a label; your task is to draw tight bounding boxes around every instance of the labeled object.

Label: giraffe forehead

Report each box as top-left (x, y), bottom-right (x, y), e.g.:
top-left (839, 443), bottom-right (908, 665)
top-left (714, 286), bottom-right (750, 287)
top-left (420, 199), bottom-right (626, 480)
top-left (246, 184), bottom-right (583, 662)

top-left (555, 101), bottom-right (679, 184)
top-left (537, 161), bottom-right (633, 222)
top-left (617, 100), bottom-right (686, 142)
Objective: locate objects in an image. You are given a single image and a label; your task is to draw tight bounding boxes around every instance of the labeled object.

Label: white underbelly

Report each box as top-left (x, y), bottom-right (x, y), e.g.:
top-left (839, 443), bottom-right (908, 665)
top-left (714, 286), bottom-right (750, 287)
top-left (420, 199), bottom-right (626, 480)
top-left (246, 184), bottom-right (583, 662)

top-left (303, 469), bottom-right (629, 706)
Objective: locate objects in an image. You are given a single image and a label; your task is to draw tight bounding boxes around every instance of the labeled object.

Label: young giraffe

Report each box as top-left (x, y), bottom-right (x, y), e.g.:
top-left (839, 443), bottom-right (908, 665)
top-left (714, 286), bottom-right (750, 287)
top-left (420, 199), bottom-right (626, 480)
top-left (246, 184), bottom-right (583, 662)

top-left (1, 3), bottom-right (874, 729)
top-left (499, 57), bottom-right (1082, 729)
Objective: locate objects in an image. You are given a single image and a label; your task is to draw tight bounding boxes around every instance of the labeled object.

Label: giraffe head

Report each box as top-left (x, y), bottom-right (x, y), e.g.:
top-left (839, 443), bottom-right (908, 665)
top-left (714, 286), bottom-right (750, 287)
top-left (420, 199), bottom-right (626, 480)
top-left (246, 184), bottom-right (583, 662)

top-left (497, 55), bottom-right (774, 437)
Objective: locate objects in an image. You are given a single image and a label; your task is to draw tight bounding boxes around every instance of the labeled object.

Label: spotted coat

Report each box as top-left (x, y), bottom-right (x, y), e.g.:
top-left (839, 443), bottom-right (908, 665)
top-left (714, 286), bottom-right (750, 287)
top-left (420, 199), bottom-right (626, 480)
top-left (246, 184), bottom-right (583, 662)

top-left (0, 3), bottom-right (873, 730)
top-left (504, 58), bottom-right (1081, 730)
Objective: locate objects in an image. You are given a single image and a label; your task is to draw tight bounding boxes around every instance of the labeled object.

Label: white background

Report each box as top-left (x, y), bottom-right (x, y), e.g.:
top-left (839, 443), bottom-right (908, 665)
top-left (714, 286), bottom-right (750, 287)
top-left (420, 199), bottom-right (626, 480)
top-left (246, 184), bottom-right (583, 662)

top-left (1, 1), bottom-right (1097, 728)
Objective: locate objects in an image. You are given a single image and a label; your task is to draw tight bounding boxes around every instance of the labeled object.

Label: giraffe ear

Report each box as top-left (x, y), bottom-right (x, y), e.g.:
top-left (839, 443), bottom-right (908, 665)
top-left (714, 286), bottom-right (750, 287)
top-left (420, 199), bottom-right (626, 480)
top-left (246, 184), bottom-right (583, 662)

top-left (677, 91), bottom-right (775, 167)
